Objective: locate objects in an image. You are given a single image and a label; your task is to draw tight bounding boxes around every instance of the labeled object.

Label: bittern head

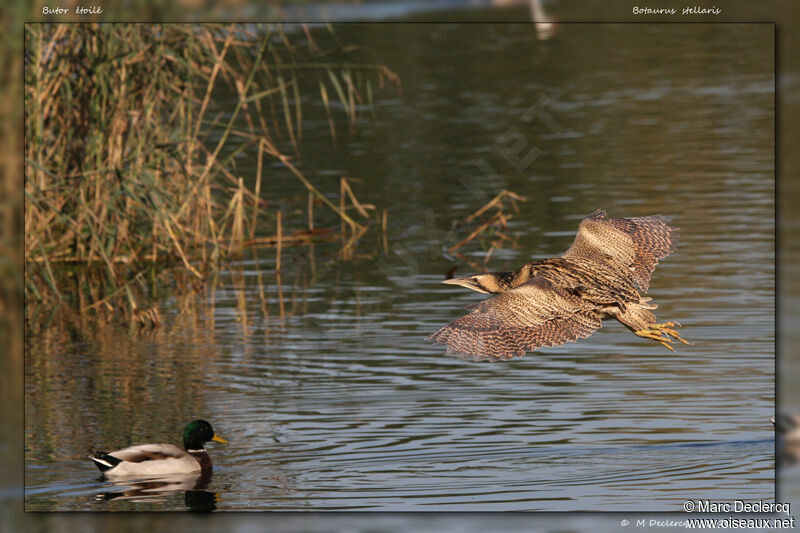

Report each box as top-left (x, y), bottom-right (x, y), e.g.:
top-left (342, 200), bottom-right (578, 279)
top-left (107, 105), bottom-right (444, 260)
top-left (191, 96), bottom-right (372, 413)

top-left (441, 273), bottom-right (508, 294)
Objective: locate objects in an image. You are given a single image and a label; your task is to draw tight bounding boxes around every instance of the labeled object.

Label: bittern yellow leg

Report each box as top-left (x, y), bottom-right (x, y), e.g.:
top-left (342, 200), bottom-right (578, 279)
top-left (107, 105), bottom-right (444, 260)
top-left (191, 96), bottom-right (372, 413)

top-left (634, 328), bottom-right (676, 352)
top-left (634, 322), bottom-right (690, 351)
top-left (652, 322), bottom-right (691, 345)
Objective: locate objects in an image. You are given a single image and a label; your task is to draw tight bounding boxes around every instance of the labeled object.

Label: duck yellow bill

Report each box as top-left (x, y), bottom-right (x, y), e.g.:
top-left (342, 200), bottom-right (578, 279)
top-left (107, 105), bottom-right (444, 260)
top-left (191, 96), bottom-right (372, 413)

top-left (212, 434), bottom-right (228, 444)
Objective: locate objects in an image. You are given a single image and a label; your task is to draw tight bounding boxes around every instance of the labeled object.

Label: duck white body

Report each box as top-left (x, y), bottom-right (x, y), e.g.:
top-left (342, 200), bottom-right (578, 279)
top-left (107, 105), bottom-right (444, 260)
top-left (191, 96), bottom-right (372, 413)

top-left (90, 444), bottom-right (210, 477)
top-left (90, 420), bottom-right (226, 478)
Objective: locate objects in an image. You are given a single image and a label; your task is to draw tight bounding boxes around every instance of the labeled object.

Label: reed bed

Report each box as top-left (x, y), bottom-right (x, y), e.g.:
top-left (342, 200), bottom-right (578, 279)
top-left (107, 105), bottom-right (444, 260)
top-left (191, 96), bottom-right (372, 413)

top-left (24, 23), bottom-right (397, 326)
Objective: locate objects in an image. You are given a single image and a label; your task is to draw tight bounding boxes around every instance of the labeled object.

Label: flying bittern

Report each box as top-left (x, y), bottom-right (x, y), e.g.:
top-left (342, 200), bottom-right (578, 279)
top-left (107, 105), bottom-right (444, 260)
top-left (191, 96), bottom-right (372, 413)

top-left (429, 209), bottom-right (689, 361)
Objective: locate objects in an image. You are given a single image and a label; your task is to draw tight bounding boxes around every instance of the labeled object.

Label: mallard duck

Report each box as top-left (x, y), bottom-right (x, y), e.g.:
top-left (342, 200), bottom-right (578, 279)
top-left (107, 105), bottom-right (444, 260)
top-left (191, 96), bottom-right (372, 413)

top-left (773, 414), bottom-right (800, 443)
top-left (90, 420), bottom-right (227, 477)
top-left (772, 414), bottom-right (800, 464)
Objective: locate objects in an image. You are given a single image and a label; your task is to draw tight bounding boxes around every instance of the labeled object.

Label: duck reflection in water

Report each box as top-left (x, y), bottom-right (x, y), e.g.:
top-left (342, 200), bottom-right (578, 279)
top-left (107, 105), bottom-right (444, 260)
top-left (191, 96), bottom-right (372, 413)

top-left (96, 470), bottom-right (218, 511)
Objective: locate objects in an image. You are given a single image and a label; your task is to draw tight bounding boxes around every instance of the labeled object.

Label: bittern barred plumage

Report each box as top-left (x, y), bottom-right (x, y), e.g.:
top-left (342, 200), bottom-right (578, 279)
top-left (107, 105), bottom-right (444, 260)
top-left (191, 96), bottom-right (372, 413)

top-left (428, 209), bottom-right (689, 361)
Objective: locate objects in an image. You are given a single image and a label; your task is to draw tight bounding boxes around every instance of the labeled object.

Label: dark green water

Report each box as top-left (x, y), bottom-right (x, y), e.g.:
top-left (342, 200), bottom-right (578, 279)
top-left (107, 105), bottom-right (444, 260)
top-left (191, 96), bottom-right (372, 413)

top-left (25, 22), bottom-right (774, 511)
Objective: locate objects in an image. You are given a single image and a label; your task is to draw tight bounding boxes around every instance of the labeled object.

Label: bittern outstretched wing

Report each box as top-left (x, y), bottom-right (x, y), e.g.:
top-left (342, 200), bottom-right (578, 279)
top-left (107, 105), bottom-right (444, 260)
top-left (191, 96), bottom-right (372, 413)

top-left (562, 209), bottom-right (677, 291)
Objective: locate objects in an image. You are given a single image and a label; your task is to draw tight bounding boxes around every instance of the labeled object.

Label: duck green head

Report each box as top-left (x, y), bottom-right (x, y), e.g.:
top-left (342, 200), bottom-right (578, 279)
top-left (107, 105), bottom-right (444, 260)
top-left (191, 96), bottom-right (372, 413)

top-left (183, 419), bottom-right (228, 451)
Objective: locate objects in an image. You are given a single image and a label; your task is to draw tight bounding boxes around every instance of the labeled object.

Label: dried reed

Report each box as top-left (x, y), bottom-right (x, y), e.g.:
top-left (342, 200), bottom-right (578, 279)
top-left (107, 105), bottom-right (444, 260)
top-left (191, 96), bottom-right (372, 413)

top-left (24, 23), bottom-right (397, 325)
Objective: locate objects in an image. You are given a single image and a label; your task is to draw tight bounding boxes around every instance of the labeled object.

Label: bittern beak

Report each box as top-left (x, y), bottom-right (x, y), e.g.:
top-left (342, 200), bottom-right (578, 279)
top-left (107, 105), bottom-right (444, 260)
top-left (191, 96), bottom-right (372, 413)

top-left (211, 434), bottom-right (228, 444)
top-left (441, 277), bottom-right (491, 294)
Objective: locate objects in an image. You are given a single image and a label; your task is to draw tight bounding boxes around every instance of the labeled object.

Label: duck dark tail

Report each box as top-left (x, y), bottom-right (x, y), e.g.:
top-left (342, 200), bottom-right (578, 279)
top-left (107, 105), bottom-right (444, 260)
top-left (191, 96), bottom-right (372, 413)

top-left (89, 451), bottom-right (122, 472)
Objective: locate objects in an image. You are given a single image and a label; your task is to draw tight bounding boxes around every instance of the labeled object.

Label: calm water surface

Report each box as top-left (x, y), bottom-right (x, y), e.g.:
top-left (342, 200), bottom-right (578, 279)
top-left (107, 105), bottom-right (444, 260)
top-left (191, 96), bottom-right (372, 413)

top-left (25, 22), bottom-right (774, 511)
